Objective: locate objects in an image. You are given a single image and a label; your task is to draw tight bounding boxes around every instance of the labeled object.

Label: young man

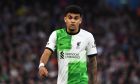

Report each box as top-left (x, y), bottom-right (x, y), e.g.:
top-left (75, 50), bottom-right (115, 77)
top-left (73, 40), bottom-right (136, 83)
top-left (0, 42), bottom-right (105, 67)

top-left (38, 5), bottom-right (97, 84)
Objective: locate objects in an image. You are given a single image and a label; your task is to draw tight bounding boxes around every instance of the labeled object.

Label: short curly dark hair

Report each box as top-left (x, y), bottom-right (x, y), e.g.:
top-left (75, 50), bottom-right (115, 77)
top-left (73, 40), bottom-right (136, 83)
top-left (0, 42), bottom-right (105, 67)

top-left (64, 5), bottom-right (83, 17)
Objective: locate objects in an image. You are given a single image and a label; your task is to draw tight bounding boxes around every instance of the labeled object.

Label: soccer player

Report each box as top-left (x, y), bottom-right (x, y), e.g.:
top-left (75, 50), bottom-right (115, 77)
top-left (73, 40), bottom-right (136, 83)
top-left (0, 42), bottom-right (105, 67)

top-left (38, 5), bottom-right (97, 84)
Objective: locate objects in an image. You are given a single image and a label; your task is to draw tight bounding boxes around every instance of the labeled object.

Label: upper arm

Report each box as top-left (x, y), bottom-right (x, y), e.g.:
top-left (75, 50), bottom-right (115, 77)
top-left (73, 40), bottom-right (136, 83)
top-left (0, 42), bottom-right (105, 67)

top-left (88, 55), bottom-right (97, 62)
top-left (43, 48), bottom-right (53, 56)
top-left (39, 47), bottom-right (53, 64)
top-left (86, 33), bottom-right (97, 56)
top-left (46, 31), bottom-right (56, 52)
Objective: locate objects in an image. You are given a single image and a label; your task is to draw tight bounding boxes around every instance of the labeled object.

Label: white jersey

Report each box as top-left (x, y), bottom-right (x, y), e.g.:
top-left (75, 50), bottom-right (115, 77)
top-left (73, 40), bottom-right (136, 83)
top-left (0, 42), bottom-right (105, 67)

top-left (46, 28), bottom-right (97, 84)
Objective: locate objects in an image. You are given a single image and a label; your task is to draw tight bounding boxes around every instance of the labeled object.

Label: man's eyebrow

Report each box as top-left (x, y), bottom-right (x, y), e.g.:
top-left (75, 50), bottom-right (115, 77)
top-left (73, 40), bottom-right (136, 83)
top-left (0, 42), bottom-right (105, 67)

top-left (68, 15), bottom-right (79, 17)
top-left (75, 16), bottom-right (79, 17)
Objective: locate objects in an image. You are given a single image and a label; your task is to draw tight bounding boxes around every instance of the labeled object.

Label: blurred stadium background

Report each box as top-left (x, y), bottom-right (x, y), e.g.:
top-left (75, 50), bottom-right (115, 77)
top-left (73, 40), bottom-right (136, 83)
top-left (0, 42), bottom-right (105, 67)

top-left (0, 0), bottom-right (139, 84)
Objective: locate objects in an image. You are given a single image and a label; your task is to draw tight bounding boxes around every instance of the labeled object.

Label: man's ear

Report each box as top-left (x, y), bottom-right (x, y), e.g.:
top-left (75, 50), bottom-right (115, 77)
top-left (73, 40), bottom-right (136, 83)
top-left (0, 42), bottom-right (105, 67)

top-left (64, 17), bottom-right (66, 22)
top-left (80, 18), bottom-right (82, 24)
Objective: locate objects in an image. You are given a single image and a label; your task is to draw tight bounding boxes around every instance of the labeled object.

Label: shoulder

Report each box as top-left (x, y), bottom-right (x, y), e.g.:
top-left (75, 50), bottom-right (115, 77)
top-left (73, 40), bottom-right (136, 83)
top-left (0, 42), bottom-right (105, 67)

top-left (80, 29), bottom-right (93, 38)
top-left (55, 28), bottom-right (65, 33)
top-left (51, 28), bottom-right (64, 35)
top-left (48, 28), bottom-right (65, 39)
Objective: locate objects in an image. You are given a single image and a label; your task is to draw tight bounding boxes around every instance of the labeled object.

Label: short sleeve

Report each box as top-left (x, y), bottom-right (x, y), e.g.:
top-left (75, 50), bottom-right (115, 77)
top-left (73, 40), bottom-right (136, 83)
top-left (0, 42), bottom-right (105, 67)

top-left (86, 33), bottom-right (97, 56)
top-left (46, 31), bottom-right (56, 51)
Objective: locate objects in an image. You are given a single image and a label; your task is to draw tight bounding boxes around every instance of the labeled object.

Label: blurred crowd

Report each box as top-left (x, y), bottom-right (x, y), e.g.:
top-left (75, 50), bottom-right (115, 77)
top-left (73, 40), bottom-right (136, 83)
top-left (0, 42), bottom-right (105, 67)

top-left (0, 0), bottom-right (139, 84)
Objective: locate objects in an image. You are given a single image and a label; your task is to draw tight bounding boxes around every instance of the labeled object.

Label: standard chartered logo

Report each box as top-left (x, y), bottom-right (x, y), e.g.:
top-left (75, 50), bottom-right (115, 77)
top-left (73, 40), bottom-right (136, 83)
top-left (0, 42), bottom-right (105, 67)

top-left (59, 51), bottom-right (80, 59)
top-left (60, 51), bottom-right (64, 59)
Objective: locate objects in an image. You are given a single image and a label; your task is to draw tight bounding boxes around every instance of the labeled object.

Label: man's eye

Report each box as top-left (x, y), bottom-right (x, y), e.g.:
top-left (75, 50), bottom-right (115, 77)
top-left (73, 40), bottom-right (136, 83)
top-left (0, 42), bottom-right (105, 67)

top-left (74, 17), bottom-right (79, 20)
top-left (68, 16), bottom-right (72, 19)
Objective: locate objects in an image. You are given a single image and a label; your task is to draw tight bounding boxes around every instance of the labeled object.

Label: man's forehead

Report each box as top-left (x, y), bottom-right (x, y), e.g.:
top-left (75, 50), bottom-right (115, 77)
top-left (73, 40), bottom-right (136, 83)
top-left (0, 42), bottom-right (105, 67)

top-left (66, 13), bottom-right (81, 17)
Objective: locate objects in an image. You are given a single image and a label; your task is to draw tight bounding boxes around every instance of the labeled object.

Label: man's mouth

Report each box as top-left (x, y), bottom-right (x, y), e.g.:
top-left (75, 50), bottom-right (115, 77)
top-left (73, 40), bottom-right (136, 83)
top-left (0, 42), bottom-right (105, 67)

top-left (70, 25), bottom-right (75, 28)
top-left (69, 26), bottom-right (75, 31)
top-left (70, 24), bottom-right (75, 28)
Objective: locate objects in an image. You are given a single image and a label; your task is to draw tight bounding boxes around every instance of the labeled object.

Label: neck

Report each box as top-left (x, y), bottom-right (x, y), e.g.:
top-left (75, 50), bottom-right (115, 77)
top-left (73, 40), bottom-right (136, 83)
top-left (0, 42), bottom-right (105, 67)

top-left (66, 28), bottom-right (80, 35)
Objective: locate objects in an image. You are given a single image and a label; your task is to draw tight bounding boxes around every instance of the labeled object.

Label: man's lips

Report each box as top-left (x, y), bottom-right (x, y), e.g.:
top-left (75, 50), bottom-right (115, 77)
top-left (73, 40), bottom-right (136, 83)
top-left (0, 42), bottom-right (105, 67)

top-left (70, 24), bottom-right (75, 28)
top-left (70, 26), bottom-right (75, 29)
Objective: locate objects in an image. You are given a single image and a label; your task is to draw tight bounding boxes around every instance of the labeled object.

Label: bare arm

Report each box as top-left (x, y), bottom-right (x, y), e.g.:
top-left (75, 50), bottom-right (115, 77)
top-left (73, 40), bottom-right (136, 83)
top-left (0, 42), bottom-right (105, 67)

top-left (88, 56), bottom-right (97, 84)
top-left (38, 48), bottom-right (53, 79)
top-left (40, 48), bottom-right (52, 64)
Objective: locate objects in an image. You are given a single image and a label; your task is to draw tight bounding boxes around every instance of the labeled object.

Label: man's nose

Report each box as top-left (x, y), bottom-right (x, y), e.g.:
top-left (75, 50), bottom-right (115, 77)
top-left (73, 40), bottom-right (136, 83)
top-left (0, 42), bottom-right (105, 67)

top-left (71, 19), bottom-right (75, 23)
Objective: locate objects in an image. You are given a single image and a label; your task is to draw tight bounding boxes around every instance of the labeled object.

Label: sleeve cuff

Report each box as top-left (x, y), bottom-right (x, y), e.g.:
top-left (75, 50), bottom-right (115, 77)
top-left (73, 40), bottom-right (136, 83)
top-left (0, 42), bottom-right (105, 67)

top-left (88, 54), bottom-right (97, 57)
top-left (45, 47), bottom-right (54, 53)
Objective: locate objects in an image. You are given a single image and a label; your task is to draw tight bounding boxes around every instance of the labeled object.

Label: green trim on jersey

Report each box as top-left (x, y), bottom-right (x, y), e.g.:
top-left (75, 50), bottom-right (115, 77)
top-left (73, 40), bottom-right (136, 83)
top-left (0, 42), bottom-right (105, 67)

top-left (68, 62), bottom-right (88, 84)
top-left (56, 28), bottom-right (72, 51)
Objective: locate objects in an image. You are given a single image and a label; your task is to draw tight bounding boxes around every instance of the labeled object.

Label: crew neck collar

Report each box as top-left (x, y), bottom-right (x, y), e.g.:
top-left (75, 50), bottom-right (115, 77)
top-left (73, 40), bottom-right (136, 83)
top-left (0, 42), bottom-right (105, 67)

top-left (65, 28), bottom-right (80, 35)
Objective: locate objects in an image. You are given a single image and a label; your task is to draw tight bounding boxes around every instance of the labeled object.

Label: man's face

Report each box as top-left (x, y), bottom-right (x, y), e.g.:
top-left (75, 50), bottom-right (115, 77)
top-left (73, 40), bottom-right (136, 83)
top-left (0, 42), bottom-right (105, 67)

top-left (64, 13), bottom-right (82, 33)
